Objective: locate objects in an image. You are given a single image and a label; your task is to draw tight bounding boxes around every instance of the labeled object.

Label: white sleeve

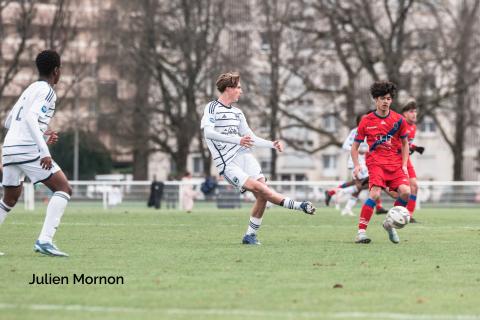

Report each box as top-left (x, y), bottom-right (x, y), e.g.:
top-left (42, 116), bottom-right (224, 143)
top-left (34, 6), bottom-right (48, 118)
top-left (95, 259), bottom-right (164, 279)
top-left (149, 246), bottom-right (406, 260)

top-left (4, 109), bottom-right (13, 129)
top-left (25, 112), bottom-right (50, 158)
top-left (25, 87), bottom-right (51, 158)
top-left (200, 103), bottom-right (216, 129)
top-left (342, 128), bottom-right (357, 151)
top-left (204, 126), bottom-right (241, 144)
top-left (238, 112), bottom-right (274, 149)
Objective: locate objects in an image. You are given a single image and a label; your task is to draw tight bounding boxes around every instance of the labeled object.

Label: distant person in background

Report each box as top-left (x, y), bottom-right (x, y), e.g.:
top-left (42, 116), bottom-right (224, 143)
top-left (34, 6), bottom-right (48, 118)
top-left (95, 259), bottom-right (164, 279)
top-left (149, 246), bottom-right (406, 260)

top-left (398, 100), bottom-right (425, 223)
top-left (181, 172), bottom-right (197, 213)
top-left (147, 175), bottom-right (164, 209)
top-left (0, 50), bottom-right (72, 257)
top-left (200, 72), bottom-right (316, 245)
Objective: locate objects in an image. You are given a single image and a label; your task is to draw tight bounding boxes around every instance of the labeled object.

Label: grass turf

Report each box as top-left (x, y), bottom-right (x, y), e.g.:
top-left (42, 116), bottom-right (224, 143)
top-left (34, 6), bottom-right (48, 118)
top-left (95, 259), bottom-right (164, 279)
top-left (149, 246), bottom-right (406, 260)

top-left (1, 206), bottom-right (479, 320)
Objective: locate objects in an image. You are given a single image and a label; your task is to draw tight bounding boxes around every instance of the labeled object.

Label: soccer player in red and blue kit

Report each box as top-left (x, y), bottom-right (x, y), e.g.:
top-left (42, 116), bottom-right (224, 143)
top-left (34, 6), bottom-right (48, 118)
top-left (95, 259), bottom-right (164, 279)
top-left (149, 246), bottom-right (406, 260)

top-left (351, 81), bottom-right (413, 244)
top-left (395, 100), bottom-right (425, 223)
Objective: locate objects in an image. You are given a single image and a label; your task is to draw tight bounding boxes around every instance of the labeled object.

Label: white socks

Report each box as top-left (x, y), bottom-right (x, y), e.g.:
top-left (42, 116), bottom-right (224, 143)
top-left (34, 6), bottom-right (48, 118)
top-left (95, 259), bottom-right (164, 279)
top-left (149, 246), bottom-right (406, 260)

top-left (282, 197), bottom-right (302, 210)
top-left (246, 216), bottom-right (262, 235)
top-left (345, 197), bottom-right (358, 211)
top-left (0, 199), bottom-right (13, 225)
top-left (342, 185), bottom-right (359, 195)
top-left (38, 191), bottom-right (70, 243)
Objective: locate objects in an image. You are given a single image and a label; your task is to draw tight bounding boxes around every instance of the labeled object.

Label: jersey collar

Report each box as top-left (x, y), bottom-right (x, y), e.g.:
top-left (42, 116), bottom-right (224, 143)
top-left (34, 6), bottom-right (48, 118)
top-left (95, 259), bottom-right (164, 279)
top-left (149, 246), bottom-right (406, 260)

top-left (373, 110), bottom-right (390, 119)
top-left (215, 99), bottom-right (232, 109)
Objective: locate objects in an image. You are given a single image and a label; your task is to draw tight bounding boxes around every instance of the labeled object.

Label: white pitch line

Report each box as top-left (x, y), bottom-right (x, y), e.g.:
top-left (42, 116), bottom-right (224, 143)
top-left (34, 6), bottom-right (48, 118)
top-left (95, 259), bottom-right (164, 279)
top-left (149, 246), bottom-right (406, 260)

top-left (0, 303), bottom-right (479, 320)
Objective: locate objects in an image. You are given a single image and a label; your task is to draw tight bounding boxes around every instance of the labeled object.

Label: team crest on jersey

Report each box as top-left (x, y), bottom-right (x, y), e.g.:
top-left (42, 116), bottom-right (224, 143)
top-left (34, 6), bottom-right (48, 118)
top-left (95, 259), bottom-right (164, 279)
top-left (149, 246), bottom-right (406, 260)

top-left (233, 177), bottom-right (239, 184)
top-left (41, 105), bottom-right (48, 113)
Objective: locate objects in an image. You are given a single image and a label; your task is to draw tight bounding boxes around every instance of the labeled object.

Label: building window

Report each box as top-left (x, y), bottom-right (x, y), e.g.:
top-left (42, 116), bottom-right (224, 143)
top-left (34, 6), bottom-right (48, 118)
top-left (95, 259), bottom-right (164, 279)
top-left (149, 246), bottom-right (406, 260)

top-left (294, 174), bottom-right (306, 181)
top-left (322, 154), bottom-right (337, 170)
top-left (260, 160), bottom-right (271, 174)
top-left (419, 116), bottom-right (436, 134)
top-left (193, 156), bottom-right (203, 175)
top-left (322, 115), bottom-right (337, 132)
top-left (260, 32), bottom-right (270, 52)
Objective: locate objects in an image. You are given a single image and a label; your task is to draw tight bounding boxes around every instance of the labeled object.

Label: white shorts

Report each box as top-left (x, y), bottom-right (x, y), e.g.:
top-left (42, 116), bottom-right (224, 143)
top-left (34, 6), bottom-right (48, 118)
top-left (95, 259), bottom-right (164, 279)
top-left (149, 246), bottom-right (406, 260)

top-left (351, 167), bottom-right (369, 180)
top-left (222, 153), bottom-right (264, 190)
top-left (2, 157), bottom-right (61, 187)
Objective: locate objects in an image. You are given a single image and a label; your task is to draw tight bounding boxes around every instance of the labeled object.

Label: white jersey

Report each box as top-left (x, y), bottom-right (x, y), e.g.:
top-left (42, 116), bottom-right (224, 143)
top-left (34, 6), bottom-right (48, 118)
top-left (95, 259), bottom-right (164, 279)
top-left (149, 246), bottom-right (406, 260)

top-left (342, 127), bottom-right (367, 170)
top-left (200, 100), bottom-right (251, 174)
top-left (2, 81), bottom-right (56, 166)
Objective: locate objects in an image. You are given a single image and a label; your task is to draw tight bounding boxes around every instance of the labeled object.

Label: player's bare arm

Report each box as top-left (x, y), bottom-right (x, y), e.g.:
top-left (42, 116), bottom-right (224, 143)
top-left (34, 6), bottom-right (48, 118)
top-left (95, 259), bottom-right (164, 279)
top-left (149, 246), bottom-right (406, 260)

top-left (401, 138), bottom-right (409, 175)
top-left (45, 129), bottom-right (58, 145)
top-left (351, 141), bottom-right (361, 178)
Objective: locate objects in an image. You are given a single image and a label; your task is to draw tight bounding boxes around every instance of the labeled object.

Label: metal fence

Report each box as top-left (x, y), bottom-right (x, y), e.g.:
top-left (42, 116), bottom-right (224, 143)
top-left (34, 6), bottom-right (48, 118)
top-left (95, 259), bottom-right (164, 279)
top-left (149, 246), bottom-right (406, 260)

top-left (7, 180), bottom-right (480, 211)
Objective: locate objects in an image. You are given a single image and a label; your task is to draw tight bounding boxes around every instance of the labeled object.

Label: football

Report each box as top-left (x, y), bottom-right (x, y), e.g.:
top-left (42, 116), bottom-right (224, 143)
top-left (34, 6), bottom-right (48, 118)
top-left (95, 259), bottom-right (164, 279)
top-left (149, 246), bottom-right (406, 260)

top-left (385, 206), bottom-right (410, 229)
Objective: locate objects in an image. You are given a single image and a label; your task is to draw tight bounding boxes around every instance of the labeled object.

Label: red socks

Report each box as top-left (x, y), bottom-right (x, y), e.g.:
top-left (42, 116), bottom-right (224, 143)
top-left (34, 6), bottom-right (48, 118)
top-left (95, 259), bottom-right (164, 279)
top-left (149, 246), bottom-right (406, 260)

top-left (358, 198), bottom-right (376, 230)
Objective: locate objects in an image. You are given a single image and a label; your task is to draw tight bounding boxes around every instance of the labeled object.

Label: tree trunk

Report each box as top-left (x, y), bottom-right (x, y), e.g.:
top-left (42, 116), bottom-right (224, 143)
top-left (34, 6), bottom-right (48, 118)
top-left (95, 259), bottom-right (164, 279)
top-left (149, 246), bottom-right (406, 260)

top-left (452, 85), bottom-right (465, 181)
top-left (132, 70), bottom-right (150, 180)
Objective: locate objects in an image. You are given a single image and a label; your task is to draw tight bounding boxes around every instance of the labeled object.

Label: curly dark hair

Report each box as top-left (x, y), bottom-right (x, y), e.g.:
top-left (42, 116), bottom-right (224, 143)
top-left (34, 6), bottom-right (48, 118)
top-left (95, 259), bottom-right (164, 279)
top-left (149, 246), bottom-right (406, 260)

top-left (370, 81), bottom-right (397, 99)
top-left (35, 50), bottom-right (61, 76)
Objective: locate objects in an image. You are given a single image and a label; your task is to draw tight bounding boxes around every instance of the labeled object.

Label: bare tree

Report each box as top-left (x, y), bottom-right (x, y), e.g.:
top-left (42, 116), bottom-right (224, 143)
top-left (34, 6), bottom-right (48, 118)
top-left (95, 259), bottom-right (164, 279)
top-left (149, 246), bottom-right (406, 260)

top-left (0, 0), bottom-right (35, 113)
top-left (110, 0), bottom-right (226, 178)
top-left (417, 0), bottom-right (480, 180)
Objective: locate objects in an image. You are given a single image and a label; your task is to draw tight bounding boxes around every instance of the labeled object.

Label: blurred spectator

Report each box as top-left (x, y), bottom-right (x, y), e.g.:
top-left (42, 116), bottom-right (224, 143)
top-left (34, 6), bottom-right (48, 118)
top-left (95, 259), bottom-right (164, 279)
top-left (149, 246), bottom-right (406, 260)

top-left (147, 175), bottom-right (164, 209)
top-left (181, 172), bottom-right (197, 213)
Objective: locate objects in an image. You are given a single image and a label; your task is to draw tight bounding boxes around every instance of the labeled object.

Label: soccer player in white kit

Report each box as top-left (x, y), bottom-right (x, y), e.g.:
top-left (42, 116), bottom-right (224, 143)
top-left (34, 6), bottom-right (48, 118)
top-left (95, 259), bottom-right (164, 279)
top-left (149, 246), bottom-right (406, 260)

top-left (201, 72), bottom-right (316, 245)
top-left (0, 50), bottom-right (72, 257)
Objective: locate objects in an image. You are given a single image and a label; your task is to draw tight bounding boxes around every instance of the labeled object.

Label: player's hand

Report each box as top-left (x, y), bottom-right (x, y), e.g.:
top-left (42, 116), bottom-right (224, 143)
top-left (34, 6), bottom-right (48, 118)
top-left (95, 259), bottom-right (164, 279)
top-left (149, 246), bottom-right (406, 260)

top-left (415, 146), bottom-right (425, 154)
top-left (44, 130), bottom-right (59, 145)
top-left (273, 140), bottom-right (284, 152)
top-left (240, 136), bottom-right (253, 148)
top-left (402, 165), bottom-right (408, 175)
top-left (40, 156), bottom-right (53, 170)
top-left (353, 166), bottom-right (360, 179)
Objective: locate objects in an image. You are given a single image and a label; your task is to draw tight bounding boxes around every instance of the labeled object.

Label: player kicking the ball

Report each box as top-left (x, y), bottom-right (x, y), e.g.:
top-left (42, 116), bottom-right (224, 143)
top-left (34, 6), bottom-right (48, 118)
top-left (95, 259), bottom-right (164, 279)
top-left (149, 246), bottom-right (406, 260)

top-left (0, 50), bottom-right (72, 257)
top-left (351, 81), bottom-right (414, 244)
top-left (201, 72), bottom-right (316, 245)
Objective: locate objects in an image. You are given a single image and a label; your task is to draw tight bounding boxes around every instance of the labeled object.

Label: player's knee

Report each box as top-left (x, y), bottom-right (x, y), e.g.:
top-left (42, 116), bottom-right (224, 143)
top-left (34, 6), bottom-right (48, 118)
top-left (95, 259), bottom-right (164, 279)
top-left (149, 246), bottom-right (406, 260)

top-left (3, 196), bottom-right (19, 208)
top-left (369, 188), bottom-right (381, 199)
top-left (250, 181), bottom-right (264, 194)
top-left (65, 185), bottom-right (73, 196)
top-left (398, 187), bottom-right (410, 199)
top-left (57, 184), bottom-right (73, 196)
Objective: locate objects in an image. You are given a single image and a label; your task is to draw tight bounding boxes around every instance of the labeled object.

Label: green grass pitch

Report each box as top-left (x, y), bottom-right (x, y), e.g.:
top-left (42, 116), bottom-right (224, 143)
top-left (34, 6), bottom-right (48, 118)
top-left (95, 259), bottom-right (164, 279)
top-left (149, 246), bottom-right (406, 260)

top-left (1, 205), bottom-right (479, 320)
